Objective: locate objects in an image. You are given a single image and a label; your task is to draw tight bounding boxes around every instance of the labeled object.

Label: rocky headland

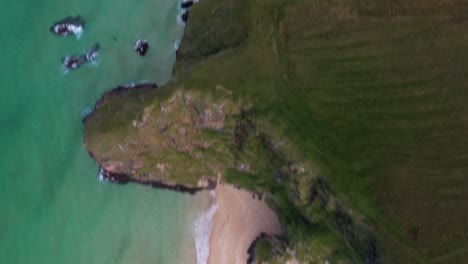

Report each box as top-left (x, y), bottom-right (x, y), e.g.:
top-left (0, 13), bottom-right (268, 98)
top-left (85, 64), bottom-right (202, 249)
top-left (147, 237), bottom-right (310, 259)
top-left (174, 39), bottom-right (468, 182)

top-left (82, 0), bottom-right (394, 263)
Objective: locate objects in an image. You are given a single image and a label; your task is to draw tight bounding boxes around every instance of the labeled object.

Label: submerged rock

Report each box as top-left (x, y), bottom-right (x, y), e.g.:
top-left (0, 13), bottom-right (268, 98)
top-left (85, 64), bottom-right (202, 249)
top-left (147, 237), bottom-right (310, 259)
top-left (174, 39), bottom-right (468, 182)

top-left (62, 55), bottom-right (86, 71)
top-left (181, 10), bottom-right (190, 23)
top-left (85, 43), bottom-right (100, 61)
top-left (50, 16), bottom-right (85, 38)
top-left (181, 0), bottom-right (194, 9)
top-left (134, 39), bottom-right (150, 56)
top-left (62, 43), bottom-right (100, 72)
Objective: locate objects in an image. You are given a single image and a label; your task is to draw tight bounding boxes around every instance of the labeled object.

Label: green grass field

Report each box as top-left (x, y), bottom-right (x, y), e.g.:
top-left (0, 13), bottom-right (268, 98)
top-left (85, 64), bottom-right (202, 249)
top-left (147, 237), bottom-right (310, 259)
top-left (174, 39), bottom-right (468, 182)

top-left (178, 0), bottom-right (468, 262)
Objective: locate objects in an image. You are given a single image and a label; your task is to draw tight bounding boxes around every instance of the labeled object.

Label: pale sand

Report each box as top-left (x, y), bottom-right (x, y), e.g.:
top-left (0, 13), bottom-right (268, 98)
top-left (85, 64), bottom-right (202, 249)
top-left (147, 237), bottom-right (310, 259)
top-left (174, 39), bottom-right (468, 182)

top-left (208, 184), bottom-right (282, 264)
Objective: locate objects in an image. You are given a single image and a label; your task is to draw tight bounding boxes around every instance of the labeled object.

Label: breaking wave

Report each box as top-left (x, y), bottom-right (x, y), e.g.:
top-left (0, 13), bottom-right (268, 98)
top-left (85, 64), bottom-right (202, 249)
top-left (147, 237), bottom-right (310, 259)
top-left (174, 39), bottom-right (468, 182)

top-left (193, 202), bottom-right (218, 264)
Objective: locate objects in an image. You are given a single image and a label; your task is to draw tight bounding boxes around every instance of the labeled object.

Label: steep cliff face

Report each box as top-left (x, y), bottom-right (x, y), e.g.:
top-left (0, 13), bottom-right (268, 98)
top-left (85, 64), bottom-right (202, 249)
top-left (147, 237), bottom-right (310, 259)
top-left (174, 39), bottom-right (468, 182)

top-left (175, 0), bottom-right (249, 62)
top-left (84, 85), bottom-right (239, 189)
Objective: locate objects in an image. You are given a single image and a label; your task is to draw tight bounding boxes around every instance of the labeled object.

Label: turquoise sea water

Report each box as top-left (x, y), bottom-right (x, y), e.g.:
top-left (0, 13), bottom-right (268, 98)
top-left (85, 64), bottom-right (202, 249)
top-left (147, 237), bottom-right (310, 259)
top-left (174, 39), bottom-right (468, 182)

top-left (0, 0), bottom-right (208, 263)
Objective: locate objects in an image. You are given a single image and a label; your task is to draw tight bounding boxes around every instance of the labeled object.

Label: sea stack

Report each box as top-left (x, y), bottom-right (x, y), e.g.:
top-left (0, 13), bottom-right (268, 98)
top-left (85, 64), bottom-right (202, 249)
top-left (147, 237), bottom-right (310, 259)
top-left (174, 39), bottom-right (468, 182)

top-left (62, 43), bottom-right (100, 72)
top-left (134, 39), bottom-right (150, 56)
top-left (50, 16), bottom-right (85, 38)
top-left (85, 43), bottom-right (100, 61)
top-left (181, 0), bottom-right (194, 9)
top-left (181, 11), bottom-right (190, 23)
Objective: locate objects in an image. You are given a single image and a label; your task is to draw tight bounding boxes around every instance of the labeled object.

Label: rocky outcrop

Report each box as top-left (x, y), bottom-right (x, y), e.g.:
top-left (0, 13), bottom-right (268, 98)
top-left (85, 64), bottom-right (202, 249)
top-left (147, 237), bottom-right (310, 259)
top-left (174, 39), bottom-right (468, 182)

top-left (247, 233), bottom-right (288, 264)
top-left (82, 82), bottom-right (157, 123)
top-left (97, 165), bottom-right (216, 194)
top-left (62, 43), bottom-right (100, 72)
top-left (82, 83), bottom-right (219, 194)
top-left (134, 39), bottom-right (150, 56)
top-left (83, 83), bottom-right (241, 190)
top-left (50, 16), bottom-right (85, 37)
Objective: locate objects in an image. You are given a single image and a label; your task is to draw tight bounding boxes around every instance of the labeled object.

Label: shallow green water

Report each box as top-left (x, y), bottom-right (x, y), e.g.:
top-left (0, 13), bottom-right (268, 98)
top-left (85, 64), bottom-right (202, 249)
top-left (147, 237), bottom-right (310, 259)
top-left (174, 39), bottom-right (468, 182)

top-left (0, 0), bottom-right (206, 263)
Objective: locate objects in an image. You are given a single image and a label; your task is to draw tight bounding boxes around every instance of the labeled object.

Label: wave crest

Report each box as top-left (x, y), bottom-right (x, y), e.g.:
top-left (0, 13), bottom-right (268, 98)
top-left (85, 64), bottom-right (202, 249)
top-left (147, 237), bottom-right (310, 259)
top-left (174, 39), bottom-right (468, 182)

top-left (193, 202), bottom-right (218, 264)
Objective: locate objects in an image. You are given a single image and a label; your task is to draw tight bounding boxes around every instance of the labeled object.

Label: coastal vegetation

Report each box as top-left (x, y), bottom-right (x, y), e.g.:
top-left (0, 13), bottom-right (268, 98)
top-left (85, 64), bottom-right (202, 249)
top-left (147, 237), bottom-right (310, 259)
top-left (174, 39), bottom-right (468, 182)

top-left (84, 0), bottom-right (468, 263)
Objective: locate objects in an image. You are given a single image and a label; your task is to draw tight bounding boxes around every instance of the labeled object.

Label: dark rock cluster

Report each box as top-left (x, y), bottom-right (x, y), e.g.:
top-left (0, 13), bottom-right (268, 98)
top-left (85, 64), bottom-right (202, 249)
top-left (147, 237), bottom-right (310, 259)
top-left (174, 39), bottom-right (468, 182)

top-left (181, 0), bottom-right (193, 9)
top-left (95, 165), bottom-right (215, 194)
top-left (49, 16), bottom-right (85, 37)
top-left (50, 16), bottom-right (102, 72)
top-left (247, 234), bottom-right (287, 264)
top-left (180, 0), bottom-right (195, 24)
top-left (61, 43), bottom-right (100, 71)
top-left (134, 39), bottom-right (150, 56)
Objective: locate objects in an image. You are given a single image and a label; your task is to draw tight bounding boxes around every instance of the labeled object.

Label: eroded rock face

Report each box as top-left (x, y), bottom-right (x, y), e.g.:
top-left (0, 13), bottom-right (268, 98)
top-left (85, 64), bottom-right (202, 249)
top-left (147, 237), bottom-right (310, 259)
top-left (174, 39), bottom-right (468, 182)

top-left (247, 234), bottom-right (287, 264)
top-left (84, 86), bottom-right (241, 188)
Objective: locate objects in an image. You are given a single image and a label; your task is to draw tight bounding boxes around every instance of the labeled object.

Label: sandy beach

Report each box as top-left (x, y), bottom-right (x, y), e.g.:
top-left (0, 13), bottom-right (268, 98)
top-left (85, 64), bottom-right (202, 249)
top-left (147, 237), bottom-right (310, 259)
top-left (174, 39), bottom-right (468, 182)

top-left (207, 184), bottom-right (282, 264)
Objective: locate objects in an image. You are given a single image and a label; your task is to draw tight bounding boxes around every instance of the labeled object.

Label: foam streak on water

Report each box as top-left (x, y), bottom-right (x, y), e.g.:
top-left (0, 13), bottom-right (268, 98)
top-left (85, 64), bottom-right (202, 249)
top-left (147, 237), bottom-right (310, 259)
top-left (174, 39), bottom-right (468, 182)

top-left (193, 202), bottom-right (218, 264)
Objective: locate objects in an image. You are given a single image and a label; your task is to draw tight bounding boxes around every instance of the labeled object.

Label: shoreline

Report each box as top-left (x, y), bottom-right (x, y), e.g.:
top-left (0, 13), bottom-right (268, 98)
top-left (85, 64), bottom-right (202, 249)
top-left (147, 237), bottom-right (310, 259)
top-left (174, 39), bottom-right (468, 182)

top-left (207, 184), bottom-right (282, 264)
top-left (94, 165), bottom-right (216, 194)
top-left (81, 82), bottom-right (157, 124)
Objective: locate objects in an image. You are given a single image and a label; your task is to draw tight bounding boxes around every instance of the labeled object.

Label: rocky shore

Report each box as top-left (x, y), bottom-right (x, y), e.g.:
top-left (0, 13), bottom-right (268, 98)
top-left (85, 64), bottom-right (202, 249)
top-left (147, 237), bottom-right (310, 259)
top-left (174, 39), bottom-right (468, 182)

top-left (96, 159), bottom-right (215, 194)
top-left (82, 83), bottom-right (217, 194)
top-left (82, 82), bottom-right (157, 123)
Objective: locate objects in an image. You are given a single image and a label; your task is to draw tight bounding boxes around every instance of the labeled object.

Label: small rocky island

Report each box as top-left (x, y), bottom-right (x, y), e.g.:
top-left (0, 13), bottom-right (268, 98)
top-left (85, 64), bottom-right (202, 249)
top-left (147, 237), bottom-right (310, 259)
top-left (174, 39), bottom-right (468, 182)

top-left (50, 16), bottom-right (85, 38)
top-left (62, 43), bottom-right (100, 72)
top-left (179, 0), bottom-right (194, 24)
top-left (181, 0), bottom-right (194, 9)
top-left (134, 39), bottom-right (150, 57)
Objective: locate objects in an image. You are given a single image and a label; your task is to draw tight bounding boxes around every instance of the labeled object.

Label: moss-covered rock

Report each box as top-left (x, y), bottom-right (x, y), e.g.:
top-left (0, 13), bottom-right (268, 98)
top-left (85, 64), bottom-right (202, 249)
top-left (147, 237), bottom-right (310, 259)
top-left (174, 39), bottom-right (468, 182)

top-left (84, 84), bottom-right (242, 189)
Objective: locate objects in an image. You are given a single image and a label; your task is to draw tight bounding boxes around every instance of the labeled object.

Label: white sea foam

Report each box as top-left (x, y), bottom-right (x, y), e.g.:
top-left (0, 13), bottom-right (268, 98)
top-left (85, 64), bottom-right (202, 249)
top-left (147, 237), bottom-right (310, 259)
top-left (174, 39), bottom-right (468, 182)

top-left (98, 167), bottom-right (104, 181)
top-left (90, 60), bottom-right (99, 67)
top-left (193, 202), bottom-right (218, 264)
top-left (81, 107), bottom-right (92, 118)
top-left (61, 66), bottom-right (69, 75)
top-left (177, 0), bottom-right (199, 26)
top-left (177, 15), bottom-right (185, 26)
top-left (174, 40), bottom-right (180, 50)
top-left (69, 25), bottom-right (83, 39)
top-left (121, 80), bottom-right (152, 88)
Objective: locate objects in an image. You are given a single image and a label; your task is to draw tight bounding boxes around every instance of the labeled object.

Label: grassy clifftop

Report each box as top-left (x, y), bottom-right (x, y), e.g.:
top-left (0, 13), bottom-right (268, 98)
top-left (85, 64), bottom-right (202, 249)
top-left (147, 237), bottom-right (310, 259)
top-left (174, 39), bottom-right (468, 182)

top-left (84, 85), bottom-right (240, 188)
top-left (84, 0), bottom-right (468, 263)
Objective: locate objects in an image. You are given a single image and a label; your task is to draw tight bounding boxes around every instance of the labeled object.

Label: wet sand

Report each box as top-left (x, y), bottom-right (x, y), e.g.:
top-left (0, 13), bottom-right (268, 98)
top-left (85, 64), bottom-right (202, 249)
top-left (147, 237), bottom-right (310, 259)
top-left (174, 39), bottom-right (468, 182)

top-left (208, 184), bottom-right (282, 264)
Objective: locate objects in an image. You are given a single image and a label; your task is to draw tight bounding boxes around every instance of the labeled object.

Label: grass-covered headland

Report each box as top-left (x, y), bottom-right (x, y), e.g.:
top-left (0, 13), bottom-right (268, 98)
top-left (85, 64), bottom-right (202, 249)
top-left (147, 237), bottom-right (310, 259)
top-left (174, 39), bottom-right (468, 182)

top-left (84, 0), bottom-right (468, 263)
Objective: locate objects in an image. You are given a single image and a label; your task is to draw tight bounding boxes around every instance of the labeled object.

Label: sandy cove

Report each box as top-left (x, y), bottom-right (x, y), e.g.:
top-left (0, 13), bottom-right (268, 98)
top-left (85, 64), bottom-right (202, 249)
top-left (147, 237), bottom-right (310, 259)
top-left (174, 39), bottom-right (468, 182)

top-left (208, 184), bottom-right (282, 264)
